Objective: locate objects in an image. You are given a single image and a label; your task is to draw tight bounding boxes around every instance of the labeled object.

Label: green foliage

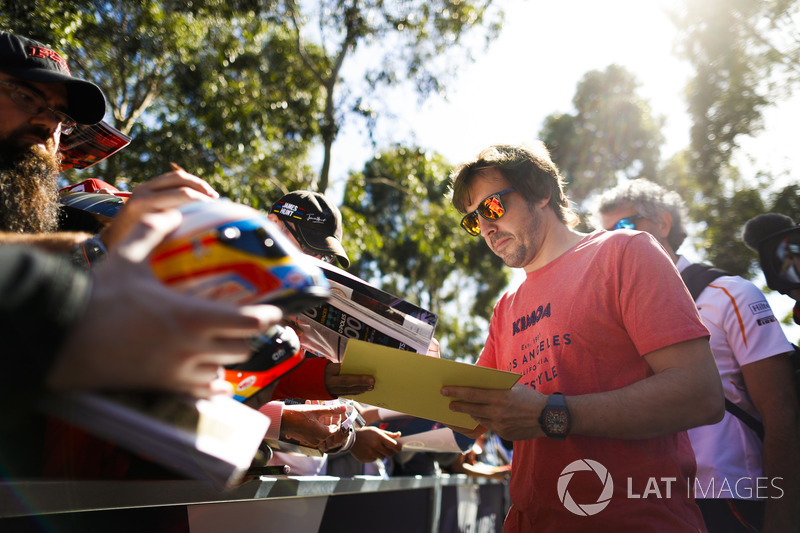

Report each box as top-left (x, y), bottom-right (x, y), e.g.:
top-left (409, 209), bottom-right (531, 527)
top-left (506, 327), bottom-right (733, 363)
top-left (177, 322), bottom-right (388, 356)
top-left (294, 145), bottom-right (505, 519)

top-left (0, 0), bottom-right (84, 46)
top-left (125, 24), bottom-right (324, 209)
top-left (671, 0), bottom-right (774, 195)
top-left (342, 146), bottom-right (508, 361)
top-left (3, 0), bottom-right (504, 202)
top-left (2, 2), bottom-right (323, 202)
top-left (2, 2), bottom-right (509, 361)
top-left (697, 187), bottom-right (767, 277)
top-left (540, 64), bottom-right (664, 208)
top-left (670, 0), bottom-right (800, 279)
top-left (278, 0), bottom-right (503, 191)
top-left (770, 185), bottom-right (800, 222)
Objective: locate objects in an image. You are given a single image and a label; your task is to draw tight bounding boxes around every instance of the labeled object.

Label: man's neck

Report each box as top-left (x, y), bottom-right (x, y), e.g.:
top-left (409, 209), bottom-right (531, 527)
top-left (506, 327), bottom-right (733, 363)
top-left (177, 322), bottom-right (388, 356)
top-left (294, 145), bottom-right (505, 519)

top-left (523, 219), bottom-right (585, 273)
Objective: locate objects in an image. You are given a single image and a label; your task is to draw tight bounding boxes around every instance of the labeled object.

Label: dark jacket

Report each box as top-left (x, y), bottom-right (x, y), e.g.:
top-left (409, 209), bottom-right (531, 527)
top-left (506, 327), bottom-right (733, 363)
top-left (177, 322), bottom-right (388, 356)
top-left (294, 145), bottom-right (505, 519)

top-left (0, 245), bottom-right (90, 477)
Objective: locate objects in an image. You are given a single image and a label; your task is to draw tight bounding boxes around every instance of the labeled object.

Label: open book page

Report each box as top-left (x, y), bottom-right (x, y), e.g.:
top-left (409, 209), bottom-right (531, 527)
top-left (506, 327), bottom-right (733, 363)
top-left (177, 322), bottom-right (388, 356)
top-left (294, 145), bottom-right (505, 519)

top-left (40, 392), bottom-right (270, 489)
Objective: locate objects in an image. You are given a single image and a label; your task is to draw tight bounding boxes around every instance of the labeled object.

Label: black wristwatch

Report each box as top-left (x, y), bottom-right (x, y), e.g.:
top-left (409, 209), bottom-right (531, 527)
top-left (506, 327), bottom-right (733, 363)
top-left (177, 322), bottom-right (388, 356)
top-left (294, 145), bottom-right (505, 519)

top-left (71, 236), bottom-right (108, 270)
top-left (539, 392), bottom-right (571, 439)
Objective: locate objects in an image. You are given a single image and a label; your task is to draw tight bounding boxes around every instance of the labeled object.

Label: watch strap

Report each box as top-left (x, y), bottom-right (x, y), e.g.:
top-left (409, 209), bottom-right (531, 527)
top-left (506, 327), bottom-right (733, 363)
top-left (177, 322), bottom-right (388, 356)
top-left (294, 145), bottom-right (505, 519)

top-left (71, 236), bottom-right (108, 270)
top-left (539, 392), bottom-right (571, 439)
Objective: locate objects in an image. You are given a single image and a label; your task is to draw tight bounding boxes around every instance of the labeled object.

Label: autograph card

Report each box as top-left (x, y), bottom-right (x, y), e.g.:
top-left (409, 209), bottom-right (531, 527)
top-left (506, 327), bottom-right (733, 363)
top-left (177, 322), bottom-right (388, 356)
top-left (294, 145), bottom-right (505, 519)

top-left (340, 339), bottom-right (520, 429)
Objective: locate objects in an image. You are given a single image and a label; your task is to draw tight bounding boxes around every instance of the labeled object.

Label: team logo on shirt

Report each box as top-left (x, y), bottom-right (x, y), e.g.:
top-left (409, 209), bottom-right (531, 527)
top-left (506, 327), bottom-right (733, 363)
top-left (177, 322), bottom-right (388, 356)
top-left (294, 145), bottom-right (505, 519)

top-left (512, 302), bottom-right (551, 335)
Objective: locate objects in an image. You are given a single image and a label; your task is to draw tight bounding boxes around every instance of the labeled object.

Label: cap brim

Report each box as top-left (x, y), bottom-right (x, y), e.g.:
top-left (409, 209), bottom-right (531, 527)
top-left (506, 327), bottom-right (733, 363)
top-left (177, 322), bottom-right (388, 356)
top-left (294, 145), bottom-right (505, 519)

top-left (5, 67), bottom-right (106, 125)
top-left (297, 226), bottom-right (350, 268)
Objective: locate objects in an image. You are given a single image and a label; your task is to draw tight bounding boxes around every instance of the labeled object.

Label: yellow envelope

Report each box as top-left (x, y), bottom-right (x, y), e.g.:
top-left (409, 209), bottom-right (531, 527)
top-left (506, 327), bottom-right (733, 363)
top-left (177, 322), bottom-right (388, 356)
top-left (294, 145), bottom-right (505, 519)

top-left (339, 339), bottom-right (521, 429)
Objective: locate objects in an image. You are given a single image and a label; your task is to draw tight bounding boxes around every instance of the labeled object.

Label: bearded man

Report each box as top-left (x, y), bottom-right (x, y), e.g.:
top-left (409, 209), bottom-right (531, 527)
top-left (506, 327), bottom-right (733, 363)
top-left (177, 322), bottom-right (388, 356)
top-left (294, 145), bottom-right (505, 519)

top-left (0, 31), bottom-right (226, 263)
top-left (0, 32), bottom-right (106, 250)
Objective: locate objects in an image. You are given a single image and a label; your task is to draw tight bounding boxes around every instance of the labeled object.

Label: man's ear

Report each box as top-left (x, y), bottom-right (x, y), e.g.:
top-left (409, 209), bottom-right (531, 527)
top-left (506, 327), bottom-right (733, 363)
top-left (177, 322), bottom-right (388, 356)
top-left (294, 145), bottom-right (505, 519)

top-left (654, 211), bottom-right (673, 240)
top-left (536, 195), bottom-right (551, 209)
top-left (267, 213), bottom-right (280, 224)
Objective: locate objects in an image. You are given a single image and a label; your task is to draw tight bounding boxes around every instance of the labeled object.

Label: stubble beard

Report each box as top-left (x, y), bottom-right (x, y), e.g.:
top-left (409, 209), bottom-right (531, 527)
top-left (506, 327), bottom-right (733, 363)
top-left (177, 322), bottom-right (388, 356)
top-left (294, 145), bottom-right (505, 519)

top-left (490, 203), bottom-right (542, 269)
top-left (0, 141), bottom-right (62, 233)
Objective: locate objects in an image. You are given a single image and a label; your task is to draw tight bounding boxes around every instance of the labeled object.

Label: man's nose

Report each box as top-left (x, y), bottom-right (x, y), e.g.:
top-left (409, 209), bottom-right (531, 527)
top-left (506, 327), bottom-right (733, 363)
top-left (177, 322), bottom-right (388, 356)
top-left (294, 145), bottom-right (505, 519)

top-left (29, 108), bottom-right (62, 133)
top-left (481, 218), bottom-right (498, 237)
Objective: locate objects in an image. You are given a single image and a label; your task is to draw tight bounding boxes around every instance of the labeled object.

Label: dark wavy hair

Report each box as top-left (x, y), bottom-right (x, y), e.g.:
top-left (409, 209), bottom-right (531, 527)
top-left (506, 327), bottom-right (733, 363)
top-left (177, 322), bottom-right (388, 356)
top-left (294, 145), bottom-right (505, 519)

top-left (449, 142), bottom-right (578, 228)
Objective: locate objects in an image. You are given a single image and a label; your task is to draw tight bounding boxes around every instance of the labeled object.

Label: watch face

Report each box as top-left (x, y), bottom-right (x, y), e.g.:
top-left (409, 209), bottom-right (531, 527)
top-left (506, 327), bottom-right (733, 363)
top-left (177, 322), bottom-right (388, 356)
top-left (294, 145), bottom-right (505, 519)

top-left (545, 409), bottom-right (569, 435)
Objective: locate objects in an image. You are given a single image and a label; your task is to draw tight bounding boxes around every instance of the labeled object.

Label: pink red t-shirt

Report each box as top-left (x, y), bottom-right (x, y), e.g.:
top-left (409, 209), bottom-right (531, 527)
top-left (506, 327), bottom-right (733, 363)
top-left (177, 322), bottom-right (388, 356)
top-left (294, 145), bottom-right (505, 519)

top-left (478, 230), bottom-right (709, 532)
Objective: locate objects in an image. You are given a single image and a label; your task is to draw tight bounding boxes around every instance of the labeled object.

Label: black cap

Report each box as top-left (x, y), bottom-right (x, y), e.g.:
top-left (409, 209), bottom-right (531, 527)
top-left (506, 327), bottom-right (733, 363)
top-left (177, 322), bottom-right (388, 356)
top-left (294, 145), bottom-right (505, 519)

top-left (0, 32), bottom-right (106, 125)
top-left (271, 190), bottom-right (350, 268)
top-left (742, 213), bottom-right (796, 251)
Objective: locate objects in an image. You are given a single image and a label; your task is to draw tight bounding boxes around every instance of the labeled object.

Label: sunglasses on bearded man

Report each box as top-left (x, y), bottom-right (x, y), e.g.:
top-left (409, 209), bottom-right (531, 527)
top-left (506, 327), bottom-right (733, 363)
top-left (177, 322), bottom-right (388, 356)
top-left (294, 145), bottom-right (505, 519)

top-left (460, 187), bottom-right (516, 236)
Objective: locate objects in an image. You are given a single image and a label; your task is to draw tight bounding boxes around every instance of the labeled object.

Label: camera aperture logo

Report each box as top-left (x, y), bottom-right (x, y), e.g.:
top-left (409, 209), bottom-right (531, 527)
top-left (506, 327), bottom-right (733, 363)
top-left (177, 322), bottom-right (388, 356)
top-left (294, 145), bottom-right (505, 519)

top-left (558, 459), bottom-right (614, 516)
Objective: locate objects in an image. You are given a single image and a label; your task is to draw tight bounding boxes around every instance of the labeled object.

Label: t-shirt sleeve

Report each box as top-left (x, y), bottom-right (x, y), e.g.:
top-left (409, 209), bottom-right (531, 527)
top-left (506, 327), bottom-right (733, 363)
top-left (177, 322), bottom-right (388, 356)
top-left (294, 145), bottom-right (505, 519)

top-left (617, 233), bottom-right (710, 356)
top-left (706, 276), bottom-right (794, 366)
top-left (476, 301), bottom-right (503, 370)
top-left (270, 356), bottom-right (334, 400)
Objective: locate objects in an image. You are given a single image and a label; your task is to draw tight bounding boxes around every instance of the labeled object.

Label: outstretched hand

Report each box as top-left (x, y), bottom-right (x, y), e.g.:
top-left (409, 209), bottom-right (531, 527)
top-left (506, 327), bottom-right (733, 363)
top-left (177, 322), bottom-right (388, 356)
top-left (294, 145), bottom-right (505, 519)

top-left (99, 164), bottom-right (219, 250)
top-left (280, 403), bottom-right (349, 452)
top-left (349, 427), bottom-right (403, 463)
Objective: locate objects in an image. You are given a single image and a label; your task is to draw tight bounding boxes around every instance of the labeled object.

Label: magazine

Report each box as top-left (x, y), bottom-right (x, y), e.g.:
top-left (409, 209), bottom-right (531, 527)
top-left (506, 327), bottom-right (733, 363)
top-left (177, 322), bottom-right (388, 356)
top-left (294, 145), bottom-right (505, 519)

top-left (59, 120), bottom-right (132, 170)
top-left (301, 294), bottom-right (431, 355)
top-left (296, 307), bottom-right (413, 361)
top-left (40, 392), bottom-right (270, 489)
top-left (305, 256), bottom-right (438, 328)
top-left (294, 258), bottom-right (438, 360)
top-left (326, 278), bottom-right (435, 339)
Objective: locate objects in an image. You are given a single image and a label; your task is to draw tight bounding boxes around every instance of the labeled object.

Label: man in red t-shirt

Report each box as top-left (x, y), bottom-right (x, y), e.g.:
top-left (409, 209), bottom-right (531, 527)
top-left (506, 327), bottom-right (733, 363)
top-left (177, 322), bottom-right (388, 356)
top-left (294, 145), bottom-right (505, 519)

top-left (443, 142), bottom-right (724, 532)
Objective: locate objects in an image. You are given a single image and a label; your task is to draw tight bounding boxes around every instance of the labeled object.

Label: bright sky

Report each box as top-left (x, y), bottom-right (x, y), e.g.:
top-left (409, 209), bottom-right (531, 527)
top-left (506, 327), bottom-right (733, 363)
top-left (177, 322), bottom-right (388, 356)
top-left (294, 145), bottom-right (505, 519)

top-left (332, 0), bottom-right (694, 181)
top-left (333, 0), bottom-right (799, 186)
top-left (329, 0), bottom-right (800, 340)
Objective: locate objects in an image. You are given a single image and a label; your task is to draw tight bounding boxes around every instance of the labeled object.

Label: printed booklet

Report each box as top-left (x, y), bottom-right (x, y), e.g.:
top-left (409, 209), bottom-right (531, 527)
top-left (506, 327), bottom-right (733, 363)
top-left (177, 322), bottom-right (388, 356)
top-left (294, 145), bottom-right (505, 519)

top-left (59, 120), bottom-right (131, 170)
top-left (41, 392), bottom-right (270, 489)
top-left (293, 257), bottom-right (439, 361)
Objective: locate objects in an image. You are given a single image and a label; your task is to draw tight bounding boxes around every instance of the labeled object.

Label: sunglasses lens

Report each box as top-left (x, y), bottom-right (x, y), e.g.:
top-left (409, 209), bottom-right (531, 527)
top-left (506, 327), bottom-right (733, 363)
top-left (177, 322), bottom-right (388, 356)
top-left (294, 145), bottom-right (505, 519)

top-left (613, 218), bottom-right (635, 231)
top-left (461, 212), bottom-right (481, 235)
top-left (461, 190), bottom-right (512, 236)
top-left (480, 195), bottom-right (505, 221)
